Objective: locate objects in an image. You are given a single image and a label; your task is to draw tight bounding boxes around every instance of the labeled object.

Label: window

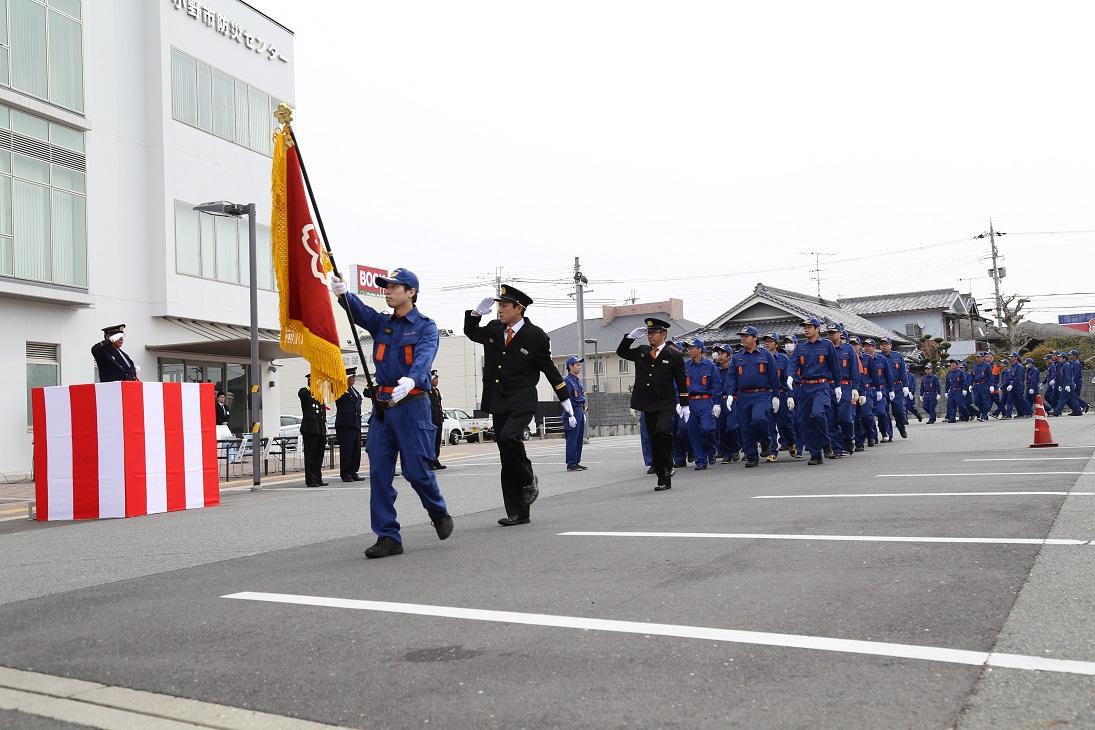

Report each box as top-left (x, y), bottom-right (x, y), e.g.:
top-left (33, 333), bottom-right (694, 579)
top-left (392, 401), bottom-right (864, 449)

top-left (26, 341), bottom-right (59, 426)
top-left (5, 0), bottom-right (83, 112)
top-left (618, 358), bottom-right (629, 374)
top-left (173, 200), bottom-right (276, 290)
top-left (170, 48), bottom-right (283, 157)
top-left (593, 358), bottom-right (605, 376)
top-left (905, 323), bottom-right (922, 338)
top-left (0, 105), bottom-right (87, 287)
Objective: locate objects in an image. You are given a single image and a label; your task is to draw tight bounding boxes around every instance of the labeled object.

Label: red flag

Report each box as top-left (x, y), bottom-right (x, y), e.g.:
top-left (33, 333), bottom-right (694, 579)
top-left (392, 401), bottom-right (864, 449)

top-left (271, 126), bottom-right (347, 402)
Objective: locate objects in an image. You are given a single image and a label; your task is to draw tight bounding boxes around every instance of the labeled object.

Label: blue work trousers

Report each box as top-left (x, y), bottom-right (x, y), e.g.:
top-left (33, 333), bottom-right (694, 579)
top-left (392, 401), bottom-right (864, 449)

top-left (736, 392), bottom-right (773, 461)
top-left (798, 383), bottom-right (833, 458)
top-left (564, 405), bottom-right (585, 467)
top-left (366, 397), bottom-right (448, 542)
top-left (687, 398), bottom-right (717, 466)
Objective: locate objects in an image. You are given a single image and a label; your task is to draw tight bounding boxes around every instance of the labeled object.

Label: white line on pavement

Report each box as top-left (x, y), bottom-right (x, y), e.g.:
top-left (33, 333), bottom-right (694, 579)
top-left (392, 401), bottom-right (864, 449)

top-left (964, 457), bottom-right (1091, 462)
top-left (222, 592), bottom-right (1095, 678)
top-left (753, 492), bottom-right (1090, 499)
top-left (558, 531), bottom-right (1090, 546)
top-left (876, 472), bottom-right (1094, 477)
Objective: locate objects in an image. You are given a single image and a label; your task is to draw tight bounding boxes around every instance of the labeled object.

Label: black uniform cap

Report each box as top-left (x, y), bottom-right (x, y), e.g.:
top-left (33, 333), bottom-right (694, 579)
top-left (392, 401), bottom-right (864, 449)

top-left (643, 317), bottom-right (671, 331)
top-left (102, 324), bottom-right (126, 337)
top-left (495, 285), bottom-right (534, 307)
top-left (345, 367), bottom-right (357, 376)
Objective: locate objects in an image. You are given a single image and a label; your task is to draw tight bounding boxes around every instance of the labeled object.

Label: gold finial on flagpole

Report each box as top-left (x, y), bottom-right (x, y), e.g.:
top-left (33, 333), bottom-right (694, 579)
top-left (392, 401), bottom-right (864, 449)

top-left (274, 102), bottom-right (294, 126)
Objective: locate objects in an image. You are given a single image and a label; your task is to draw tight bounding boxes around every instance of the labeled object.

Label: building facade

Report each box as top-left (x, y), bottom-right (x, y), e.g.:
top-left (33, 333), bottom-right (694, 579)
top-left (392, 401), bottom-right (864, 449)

top-left (837, 289), bottom-right (988, 358)
top-left (0, 0), bottom-right (295, 477)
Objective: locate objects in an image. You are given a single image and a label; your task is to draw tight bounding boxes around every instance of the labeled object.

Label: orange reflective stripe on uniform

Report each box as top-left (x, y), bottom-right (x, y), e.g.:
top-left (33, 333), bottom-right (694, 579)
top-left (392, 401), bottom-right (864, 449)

top-left (403, 345), bottom-right (414, 365)
top-left (375, 343), bottom-right (387, 361)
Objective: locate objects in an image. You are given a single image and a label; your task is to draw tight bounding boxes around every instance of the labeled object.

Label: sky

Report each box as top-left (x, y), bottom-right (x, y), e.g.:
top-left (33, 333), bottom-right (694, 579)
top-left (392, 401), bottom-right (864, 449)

top-left (251, 0), bottom-right (1095, 334)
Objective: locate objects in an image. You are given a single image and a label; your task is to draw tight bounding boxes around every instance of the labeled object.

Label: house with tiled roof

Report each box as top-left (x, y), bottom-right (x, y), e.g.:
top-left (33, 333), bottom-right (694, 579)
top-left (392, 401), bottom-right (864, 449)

top-left (683, 283), bottom-right (913, 347)
top-left (837, 288), bottom-right (989, 357)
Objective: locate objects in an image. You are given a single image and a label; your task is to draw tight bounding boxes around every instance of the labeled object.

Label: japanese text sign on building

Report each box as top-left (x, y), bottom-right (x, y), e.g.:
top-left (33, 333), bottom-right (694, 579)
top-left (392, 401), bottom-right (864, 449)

top-left (169, 0), bottom-right (289, 63)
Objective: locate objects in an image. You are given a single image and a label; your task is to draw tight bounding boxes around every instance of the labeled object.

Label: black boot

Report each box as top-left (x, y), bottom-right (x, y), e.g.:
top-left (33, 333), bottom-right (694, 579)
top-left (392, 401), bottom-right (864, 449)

top-left (364, 537), bottom-right (404, 559)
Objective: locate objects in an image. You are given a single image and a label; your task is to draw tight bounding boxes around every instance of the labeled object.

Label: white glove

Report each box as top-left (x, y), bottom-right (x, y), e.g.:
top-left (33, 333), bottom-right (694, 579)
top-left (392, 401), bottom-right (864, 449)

top-left (568, 416), bottom-right (577, 428)
top-left (1006, 385), bottom-right (1013, 392)
top-left (712, 404), bottom-right (721, 419)
top-left (888, 391), bottom-right (895, 401)
top-left (851, 389), bottom-right (859, 402)
top-left (1049, 379), bottom-right (1055, 386)
top-left (726, 395), bottom-right (734, 410)
top-left (875, 391), bottom-right (883, 402)
top-left (1065, 385), bottom-right (1072, 392)
top-left (1028, 389), bottom-right (1034, 395)
top-left (945, 391), bottom-right (950, 399)
top-left (561, 399), bottom-right (575, 417)
top-left (786, 376), bottom-right (794, 390)
top-left (330, 275), bottom-right (348, 296)
top-left (962, 390), bottom-right (968, 396)
top-left (902, 387), bottom-right (911, 398)
top-left (473, 297), bottom-right (494, 317)
top-left (627, 326), bottom-right (647, 340)
top-left (109, 332), bottom-right (123, 343)
top-left (771, 397), bottom-right (780, 413)
top-left (834, 387), bottom-right (842, 402)
top-left (389, 376), bottom-right (415, 403)
top-left (681, 408), bottom-right (690, 424)
top-left (857, 395), bottom-right (866, 406)
top-left (675, 404), bottom-right (684, 418)
top-left (787, 396), bottom-right (795, 411)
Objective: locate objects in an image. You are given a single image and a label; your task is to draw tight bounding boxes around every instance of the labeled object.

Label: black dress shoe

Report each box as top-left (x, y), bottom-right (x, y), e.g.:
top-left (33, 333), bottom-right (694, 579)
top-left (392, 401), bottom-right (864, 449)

top-left (351, 475), bottom-right (365, 481)
top-left (744, 459), bottom-right (759, 468)
top-left (318, 481), bottom-right (329, 486)
top-left (341, 476), bottom-right (355, 483)
top-left (364, 537), bottom-right (403, 559)
top-left (498, 515), bottom-right (530, 526)
top-left (305, 484), bottom-right (319, 488)
top-left (522, 475), bottom-right (540, 505)
top-left (807, 456), bottom-right (823, 465)
top-left (654, 478), bottom-right (672, 491)
top-left (432, 514), bottom-right (454, 540)
top-left (433, 462), bottom-right (447, 470)
top-left (646, 466), bottom-right (657, 474)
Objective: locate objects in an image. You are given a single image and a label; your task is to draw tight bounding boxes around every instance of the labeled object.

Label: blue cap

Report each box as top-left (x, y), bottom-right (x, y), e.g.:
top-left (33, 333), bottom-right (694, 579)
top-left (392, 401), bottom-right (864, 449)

top-left (781, 333), bottom-right (798, 344)
top-left (879, 336), bottom-right (892, 344)
top-left (864, 338), bottom-right (877, 346)
top-left (924, 362), bottom-right (933, 369)
top-left (760, 332), bottom-right (778, 342)
top-left (824, 322), bottom-right (840, 332)
top-left (1071, 349), bottom-right (1080, 355)
top-left (848, 335), bottom-right (861, 344)
top-left (1023, 357), bottom-right (1033, 364)
top-left (565, 355), bottom-right (584, 367)
top-left (738, 325), bottom-right (759, 338)
top-left (374, 267), bottom-right (420, 292)
top-left (1010, 351), bottom-right (1019, 357)
top-left (801, 317), bottom-right (822, 328)
top-left (689, 337), bottom-right (706, 351)
top-left (711, 343), bottom-right (729, 353)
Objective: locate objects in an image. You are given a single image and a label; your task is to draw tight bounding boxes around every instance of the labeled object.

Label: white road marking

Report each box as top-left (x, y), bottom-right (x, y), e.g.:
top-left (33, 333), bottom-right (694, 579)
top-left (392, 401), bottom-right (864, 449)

top-left (964, 457), bottom-right (1091, 462)
top-left (876, 472), bottom-right (1094, 477)
top-left (558, 531), bottom-right (1089, 546)
top-left (753, 491), bottom-right (1090, 499)
top-left (222, 591), bottom-right (1095, 678)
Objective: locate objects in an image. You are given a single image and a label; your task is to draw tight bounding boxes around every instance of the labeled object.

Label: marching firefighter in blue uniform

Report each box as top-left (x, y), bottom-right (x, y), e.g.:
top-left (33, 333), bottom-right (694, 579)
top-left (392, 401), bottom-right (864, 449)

top-left (671, 340), bottom-right (693, 467)
top-left (563, 355), bottom-right (588, 471)
top-left (848, 336), bottom-right (875, 449)
top-left (683, 338), bottom-right (720, 469)
top-left (725, 326), bottom-right (780, 467)
top-left (825, 323), bottom-right (859, 457)
top-left (971, 352), bottom-right (993, 422)
top-left (904, 367), bottom-right (923, 423)
top-left (711, 344), bottom-right (741, 463)
top-left (1023, 357), bottom-right (1039, 412)
top-left (330, 268), bottom-right (454, 558)
top-left (861, 338), bottom-right (895, 441)
top-left (919, 363), bottom-right (941, 424)
top-left (789, 318), bottom-right (841, 465)
top-left (880, 337), bottom-right (909, 439)
top-left (944, 359), bottom-right (968, 423)
top-left (1044, 353), bottom-right (1059, 412)
top-left (762, 333), bottom-right (796, 460)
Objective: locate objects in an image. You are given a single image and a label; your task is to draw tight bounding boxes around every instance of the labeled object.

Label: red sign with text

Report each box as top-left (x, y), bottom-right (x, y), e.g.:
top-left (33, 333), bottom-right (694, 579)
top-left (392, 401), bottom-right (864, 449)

top-left (351, 265), bottom-right (388, 296)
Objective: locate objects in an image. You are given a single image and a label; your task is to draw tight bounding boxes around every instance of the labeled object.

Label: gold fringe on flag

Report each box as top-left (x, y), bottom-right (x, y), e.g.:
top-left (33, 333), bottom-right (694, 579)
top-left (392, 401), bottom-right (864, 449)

top-left (271, 124), bottom-right (347, 403)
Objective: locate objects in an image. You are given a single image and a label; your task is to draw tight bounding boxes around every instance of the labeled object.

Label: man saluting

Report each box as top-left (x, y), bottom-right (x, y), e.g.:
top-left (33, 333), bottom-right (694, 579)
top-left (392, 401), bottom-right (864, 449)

top-left (91, 324), bottom-right (139, 382)
top-left (465, 285), bottom-right (575, 526)
top-left (617, 318), bottom-right (689, 491)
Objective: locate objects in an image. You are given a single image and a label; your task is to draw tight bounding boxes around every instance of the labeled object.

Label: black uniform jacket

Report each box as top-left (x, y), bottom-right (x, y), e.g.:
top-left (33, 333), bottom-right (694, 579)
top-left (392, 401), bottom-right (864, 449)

top-left (464, 312), bottom-right (567, 414)
top-left (334, 387), bottom-right (362, 430)
top-left (298, 388), bottom-right (327, 435)
top-left (616, 336), bottom-right (689, 412)
top-left (91, 340), bottom-right (138, 382)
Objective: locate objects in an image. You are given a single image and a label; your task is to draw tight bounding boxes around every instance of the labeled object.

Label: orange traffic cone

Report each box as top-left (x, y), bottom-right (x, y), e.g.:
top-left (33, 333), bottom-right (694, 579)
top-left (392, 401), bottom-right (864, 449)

top-left (1030, 395), bottom-right (1058, 448)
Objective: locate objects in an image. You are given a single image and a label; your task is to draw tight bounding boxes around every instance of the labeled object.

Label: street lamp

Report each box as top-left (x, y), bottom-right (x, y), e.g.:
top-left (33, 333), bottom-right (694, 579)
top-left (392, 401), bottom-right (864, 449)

top-left (195, 200), bottom-right (262, 491)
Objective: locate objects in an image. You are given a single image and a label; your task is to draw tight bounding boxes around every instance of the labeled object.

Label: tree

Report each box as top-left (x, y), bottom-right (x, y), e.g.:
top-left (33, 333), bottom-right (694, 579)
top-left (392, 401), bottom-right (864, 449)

top-left (989, 294), bottom-right (1030, 352)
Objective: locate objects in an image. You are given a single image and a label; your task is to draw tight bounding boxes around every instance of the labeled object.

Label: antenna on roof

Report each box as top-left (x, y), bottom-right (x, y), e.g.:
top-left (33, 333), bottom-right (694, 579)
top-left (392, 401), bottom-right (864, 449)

top-left (801, 251), bottom-right (835, 300)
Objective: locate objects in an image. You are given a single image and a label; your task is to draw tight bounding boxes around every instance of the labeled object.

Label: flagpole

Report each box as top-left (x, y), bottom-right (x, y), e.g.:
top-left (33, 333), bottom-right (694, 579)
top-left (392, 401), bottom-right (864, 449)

top-left (275, 105), bottom-right (380, 417)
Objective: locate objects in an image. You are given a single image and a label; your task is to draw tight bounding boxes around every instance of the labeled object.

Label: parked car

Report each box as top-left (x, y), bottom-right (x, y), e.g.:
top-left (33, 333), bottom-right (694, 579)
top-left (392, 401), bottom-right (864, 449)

top-left (482, 415), bottom-right (536, 442)
top-left (326, 413), bottom-right (369, 445)
top-left (442, 408), bottom-right (490, 444)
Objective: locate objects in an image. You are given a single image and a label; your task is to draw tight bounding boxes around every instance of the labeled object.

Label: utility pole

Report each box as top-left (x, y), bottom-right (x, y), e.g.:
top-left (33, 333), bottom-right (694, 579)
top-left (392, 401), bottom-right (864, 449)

top-left (976, 220), bottom-right (1007, 327)
top-left (493, 266), bottom-right (503, 298)
top-left (801, 250), bottom-right (833, 300)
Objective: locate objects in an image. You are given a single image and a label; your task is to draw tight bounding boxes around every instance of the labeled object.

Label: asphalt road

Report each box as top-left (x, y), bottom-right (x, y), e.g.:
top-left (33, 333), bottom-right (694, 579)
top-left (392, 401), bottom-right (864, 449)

top-left (1, 415), bottom-right (1093, 729)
